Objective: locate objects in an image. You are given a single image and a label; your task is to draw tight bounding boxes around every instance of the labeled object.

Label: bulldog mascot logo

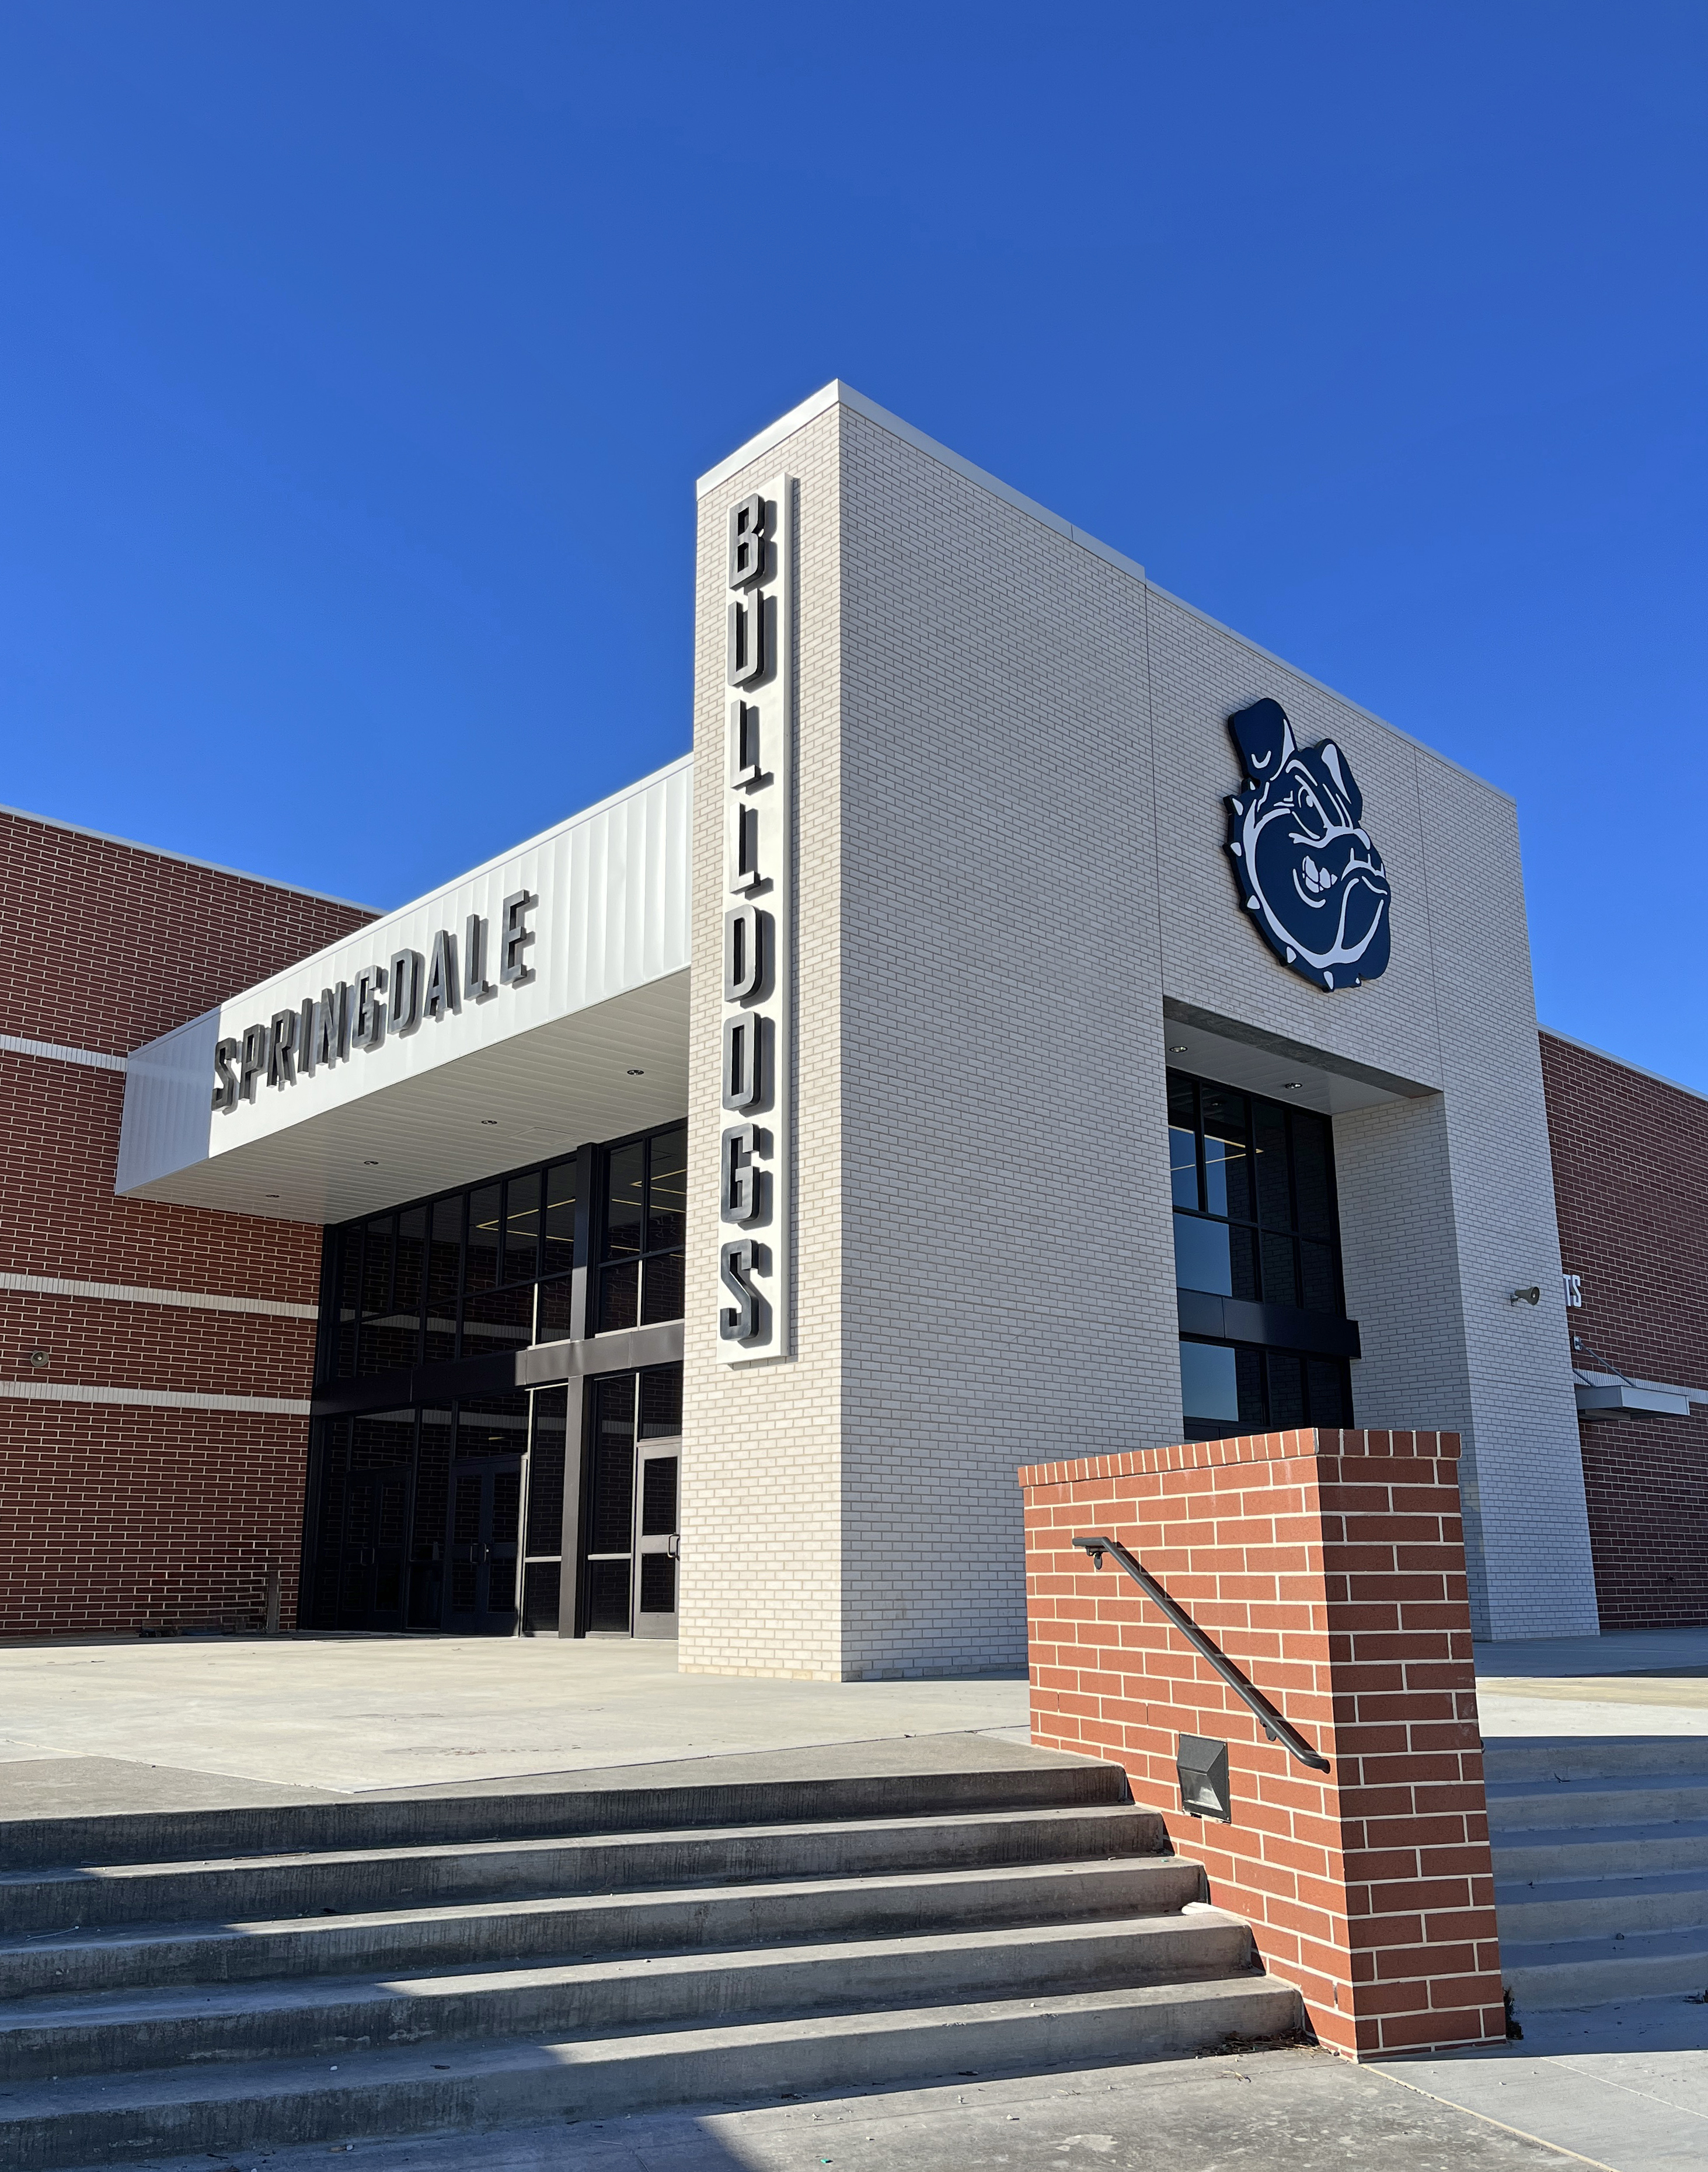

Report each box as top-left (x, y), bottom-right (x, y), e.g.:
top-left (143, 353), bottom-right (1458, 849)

top-left (1225, 696), bottom-right (1392, 991)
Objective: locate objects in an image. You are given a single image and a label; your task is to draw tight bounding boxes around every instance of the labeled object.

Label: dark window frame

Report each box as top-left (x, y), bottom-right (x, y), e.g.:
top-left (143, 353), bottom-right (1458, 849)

top-left (592, 1121), bottom-right (688, 1337)
top-left (1169, 1068), bottom-right (1355, 1441)
top-left (315, 1120), bottom-right (685, 1389)
top-left (1167, 1069), bottom-right (1348, 1317)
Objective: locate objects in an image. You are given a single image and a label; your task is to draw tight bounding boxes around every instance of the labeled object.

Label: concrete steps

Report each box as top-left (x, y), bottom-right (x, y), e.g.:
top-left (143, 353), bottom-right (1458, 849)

top-left (1488, 1735), bottom-right (1708, 2011)
top-left (1, 1980), bottom-right (1303, 2171)
top-left (0, 1803), bottom-right (1155, 1940)
top-left (0, 1756), bottom-right (1300, 2166)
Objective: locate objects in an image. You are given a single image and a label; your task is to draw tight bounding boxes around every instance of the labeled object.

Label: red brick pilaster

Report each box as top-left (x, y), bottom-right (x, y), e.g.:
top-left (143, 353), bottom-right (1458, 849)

top-left (1022, 1428), bottom-right (1503, 2059)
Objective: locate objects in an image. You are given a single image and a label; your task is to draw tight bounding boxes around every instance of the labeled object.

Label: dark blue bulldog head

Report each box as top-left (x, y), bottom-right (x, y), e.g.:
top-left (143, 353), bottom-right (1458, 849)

top-left (1225, 698), bottom-right (1391, 991)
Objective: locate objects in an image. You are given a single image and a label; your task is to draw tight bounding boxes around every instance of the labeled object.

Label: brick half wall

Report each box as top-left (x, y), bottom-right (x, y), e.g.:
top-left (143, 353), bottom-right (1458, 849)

top-left (1022, 1428), bottom-right (1503, 2058)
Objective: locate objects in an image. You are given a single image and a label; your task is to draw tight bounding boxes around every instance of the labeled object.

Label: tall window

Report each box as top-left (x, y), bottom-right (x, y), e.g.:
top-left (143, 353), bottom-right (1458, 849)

top-left (597, 1124), bottom-right (687, 1333)
top-left (319, 1123), bottom-right (684, 1386)
top-left (1168, 1069), bottom-right (1351, 1441)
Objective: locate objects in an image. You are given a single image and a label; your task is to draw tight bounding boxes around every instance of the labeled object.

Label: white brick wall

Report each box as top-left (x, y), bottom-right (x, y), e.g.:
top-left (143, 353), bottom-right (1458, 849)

top-left (679, 408), bottom-right (848, 1679)
top-left (678, 388), bottom-right (1597, 1672)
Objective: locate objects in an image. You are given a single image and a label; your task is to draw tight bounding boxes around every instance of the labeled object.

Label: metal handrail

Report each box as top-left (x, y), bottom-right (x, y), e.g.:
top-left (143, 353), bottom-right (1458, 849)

top-left (1072, 1533), bottom-right (1330, 1773)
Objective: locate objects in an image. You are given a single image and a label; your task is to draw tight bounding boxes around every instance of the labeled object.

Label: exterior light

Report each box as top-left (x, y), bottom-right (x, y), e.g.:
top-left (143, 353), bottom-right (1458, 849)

top-left (1177, 1734), bottom-right (1232, 1822)
top-left (1511, 1286), bottom-right (1541, 1306)
top-left (627, 1068), bottom-right (645, 1076)
top-left (481, 1118), bottom-right (499, 1126)
top-left (363, 1159), bottom-right (379, 1167)
top-left (1168, 1044), bottom-right (1189, 1054)
top-left (1280, 1080), bottom-right (1302, 1090)
top-left (29, 1350), bottom-right (50, 1370)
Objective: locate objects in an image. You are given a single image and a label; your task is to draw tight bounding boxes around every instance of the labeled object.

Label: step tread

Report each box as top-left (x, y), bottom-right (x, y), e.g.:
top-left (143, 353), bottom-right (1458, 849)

top-left (0, 1761), bottom-right (1132, 1874)
top-left (1487, 1773), bottom-right (1708, 1804)
top-left (0, 1851), bottom-right (1194, 1964)
top-left (0, 1907), bottom-right (1249, 2032)
top-left (1500, 1921), bottom-right (1708, 1967)
top-left (1495, 1866), bottom-right (1708, 1906)
top-left (0, 1974), bottom-right (1294, 2123)
top-left (1491, 1815), bottom-right (1708, 1850)
top-left (0, 1803), bottom-right (1154, 1892)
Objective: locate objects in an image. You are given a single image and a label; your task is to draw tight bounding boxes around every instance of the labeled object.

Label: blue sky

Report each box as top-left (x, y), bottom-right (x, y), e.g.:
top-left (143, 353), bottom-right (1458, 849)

top-left (1, 3), bottom-right (1703, 1087)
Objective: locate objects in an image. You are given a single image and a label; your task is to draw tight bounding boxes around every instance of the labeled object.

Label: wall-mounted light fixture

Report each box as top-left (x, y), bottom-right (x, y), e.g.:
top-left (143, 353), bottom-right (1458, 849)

top-left (1177, 1734), bottom-right (1232, 1822)
top-left (1510, 1286), bottom-right (1542, 1306)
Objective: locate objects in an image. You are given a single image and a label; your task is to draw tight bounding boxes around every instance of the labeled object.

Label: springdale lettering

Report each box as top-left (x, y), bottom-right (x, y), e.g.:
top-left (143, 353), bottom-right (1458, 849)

top-left (210, 892), bottom-right (537, 1112)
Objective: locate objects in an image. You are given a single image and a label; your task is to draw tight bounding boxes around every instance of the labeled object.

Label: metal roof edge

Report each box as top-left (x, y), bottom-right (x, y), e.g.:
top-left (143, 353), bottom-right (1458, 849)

top-left (695, 381), bottom-right (1145, 584)
top-left (1139, 584), bottom-right (1516, 808)
top-left (1539, 1023), bottom-right (1708, 1109)
top-left (0, 802), bottom-right (379, 914)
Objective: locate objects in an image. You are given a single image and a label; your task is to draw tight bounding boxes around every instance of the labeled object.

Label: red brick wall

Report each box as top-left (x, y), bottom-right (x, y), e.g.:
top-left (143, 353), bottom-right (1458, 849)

top-left (0, 1408), bottom-right (311, 1637)
top-left (1540, 1031), bottom-right (1708, 1629)
top-left (0, 811), bottom-right (374, 1638)
top-left (1023, 1428), bottom-right (1503, 2059)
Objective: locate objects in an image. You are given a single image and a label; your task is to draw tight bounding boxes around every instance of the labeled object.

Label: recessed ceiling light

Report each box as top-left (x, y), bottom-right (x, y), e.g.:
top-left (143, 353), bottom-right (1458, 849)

top-left (1168, 1044), bottom-right (1189, 1054)
top-left (627, 1068), bottom-right (644, 1076)
top-left (481, 1118), bottom-right (499, 1126)
top-left (363, 1158), bottom-right (379, 1166)
top-left (265, 1193), bottom-right (280, 1200)
top-left (1280, 1080), bottom-right (1302, 1090)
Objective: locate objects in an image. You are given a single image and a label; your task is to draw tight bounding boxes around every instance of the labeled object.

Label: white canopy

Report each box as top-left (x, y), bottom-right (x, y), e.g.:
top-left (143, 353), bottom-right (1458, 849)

top-left (117, 759), bottom-right (692, 1226)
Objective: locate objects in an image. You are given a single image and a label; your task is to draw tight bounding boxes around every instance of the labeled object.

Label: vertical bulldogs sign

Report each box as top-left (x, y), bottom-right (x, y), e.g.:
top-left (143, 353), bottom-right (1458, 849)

top-left (1225, 697), bottom-right (1392, 992)
top-left (716, 476), bottom-right (794, 1364)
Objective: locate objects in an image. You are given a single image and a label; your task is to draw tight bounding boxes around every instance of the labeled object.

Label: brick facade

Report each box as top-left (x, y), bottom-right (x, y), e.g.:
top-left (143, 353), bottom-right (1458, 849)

top-left (1540, 1030), bottom-right (1708, 1629)
top-left (0, 810), bottom-right (373, 1638)
top-left (1023, 1429), bottom-right (1504, 2058)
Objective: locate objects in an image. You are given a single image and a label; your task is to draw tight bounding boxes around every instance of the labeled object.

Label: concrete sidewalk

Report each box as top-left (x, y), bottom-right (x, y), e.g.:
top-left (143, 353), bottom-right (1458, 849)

top-left (94, 2044), bottom-right (1590, 2172)
top-left (1473, 1624), bottom-right (1708, 1741)
top-left (0, 1634), bottom-right (1029, 1813)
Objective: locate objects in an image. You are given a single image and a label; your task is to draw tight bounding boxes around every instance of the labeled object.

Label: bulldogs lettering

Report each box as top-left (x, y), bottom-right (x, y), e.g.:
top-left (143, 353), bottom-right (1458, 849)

top-left (1225, 697), bottom-right (1392, 992)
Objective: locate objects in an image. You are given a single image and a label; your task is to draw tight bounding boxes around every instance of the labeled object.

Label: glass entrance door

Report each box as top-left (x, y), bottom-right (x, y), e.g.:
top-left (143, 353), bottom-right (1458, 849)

top-left (306, 1411), bottom-right (415, 1632)
top-left (580, 1364), bottom-right (681, 1636)
top-left (633, 1443), bottom-right (679, 1641)
top-left (443, 1458), bottom-right (521, 1633)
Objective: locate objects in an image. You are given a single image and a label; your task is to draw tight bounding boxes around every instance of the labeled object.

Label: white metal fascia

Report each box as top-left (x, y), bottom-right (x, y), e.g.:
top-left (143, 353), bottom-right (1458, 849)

top-left (115, 756), bottom-right (693, 1222)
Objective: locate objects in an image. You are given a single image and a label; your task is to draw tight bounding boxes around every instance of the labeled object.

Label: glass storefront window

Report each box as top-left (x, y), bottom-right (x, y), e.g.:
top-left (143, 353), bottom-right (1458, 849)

top-left (318, 1121), bottom-right (685, 1388)
top-left (543, 1162), bottom-right (577, 1277)
top-left (598, 1128), bottom-right (688, 1337)
top-left (1170, 1067), bottom-right (1353, 1441)
top-left (1173, 1214), bottom-right (1232, 1297)
top-left (505, 1172), bottom-right (541, 1284)
top-left (1180, 1337), bottom-right (1348, 1442)
top-left (1167, 1071), bottom-right (1345, 1317)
